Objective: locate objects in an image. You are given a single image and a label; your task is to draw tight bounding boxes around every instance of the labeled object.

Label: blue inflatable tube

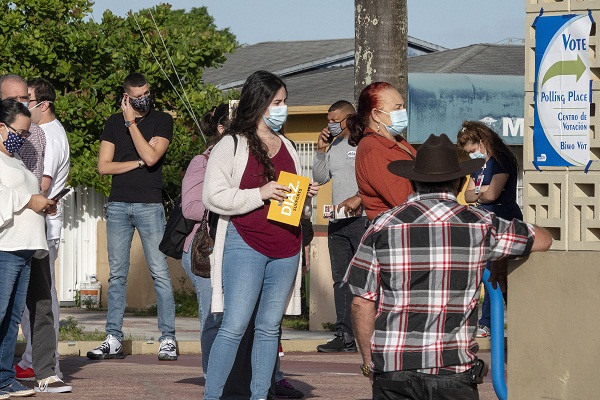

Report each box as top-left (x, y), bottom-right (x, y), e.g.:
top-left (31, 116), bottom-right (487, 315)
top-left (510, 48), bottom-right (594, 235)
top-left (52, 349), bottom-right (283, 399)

top-left (482, 268), bottom-right (507, 400)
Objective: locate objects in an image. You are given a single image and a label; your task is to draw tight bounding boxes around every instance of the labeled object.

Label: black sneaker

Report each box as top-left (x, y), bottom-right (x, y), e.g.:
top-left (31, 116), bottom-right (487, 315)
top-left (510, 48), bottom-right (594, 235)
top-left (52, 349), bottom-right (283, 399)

top-left (273, 378), bottom-right (304, 398)
top-left (87, 334), bottom-right (125, 360)
top-left (316, 335), bottom-right (357, 353)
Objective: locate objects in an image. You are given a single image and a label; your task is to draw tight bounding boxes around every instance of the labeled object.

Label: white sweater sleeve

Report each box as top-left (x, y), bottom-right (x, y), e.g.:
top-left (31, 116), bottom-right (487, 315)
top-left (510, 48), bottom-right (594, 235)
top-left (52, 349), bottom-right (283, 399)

top-left (0, 182), bottom-right (32, 228)
top-left (202, 135), bottom-right (265, 215)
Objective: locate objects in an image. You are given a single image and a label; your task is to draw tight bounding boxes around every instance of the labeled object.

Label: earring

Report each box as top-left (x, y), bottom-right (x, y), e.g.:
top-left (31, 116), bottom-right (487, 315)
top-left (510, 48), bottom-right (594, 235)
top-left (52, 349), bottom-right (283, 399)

top-left (377, 123), bottom-right (380, 132)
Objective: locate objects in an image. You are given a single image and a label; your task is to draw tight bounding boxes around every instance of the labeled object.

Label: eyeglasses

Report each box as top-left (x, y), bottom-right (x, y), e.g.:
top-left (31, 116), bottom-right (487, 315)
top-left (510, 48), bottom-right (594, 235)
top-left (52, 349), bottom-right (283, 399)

top-left (6, 124), bottom-right (30, 138)
top-left (6, 95), bottom-right (30, 102)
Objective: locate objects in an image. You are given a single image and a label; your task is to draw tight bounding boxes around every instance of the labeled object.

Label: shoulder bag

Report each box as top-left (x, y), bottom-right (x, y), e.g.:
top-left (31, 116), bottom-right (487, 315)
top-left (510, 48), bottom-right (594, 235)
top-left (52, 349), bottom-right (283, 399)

top-left (159, 195), bottom-right (195, 260)
top-left (191, 209), bottom-right (213, 278)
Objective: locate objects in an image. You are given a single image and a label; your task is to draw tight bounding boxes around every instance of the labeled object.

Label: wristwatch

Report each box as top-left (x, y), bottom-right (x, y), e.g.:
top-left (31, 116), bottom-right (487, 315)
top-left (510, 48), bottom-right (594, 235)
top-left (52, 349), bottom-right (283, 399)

top-left (360, 364), bottom-right (370, 377)
top-left (124, 119), bottom-right (136, 128)
top-left (137, 159), bottom-right (145, 169)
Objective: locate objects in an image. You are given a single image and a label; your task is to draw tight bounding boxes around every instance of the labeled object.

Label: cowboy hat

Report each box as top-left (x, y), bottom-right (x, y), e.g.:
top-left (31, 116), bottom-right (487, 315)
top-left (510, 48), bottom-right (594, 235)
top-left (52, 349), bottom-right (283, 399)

top-left (387, 134), bottom-right (484, 182)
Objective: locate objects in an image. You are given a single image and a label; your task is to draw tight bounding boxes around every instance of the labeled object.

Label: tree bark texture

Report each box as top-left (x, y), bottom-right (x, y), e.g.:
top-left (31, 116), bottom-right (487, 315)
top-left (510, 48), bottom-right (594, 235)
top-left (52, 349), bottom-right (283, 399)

top-left (354, 0), bottom-right (408, 102)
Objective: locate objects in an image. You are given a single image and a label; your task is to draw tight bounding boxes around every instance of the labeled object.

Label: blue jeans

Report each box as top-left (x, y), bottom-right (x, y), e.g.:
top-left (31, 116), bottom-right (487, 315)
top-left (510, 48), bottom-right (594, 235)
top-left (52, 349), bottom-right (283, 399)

top-left (0, 250), bottom-right (34, 388)
top-left (203, 222), bottom-right (299, 400)
top-left (479, 261), bottom-right (508, 328)
top-left (105, 202), bottom-right (175, 342)
top-left (180, 237), bottom-right (222, 377)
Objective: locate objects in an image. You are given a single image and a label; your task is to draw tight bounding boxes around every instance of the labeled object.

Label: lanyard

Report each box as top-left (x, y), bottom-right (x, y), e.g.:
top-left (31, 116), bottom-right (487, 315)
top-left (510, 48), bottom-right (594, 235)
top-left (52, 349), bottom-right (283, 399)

top-left (474, 162), bottom-right (487, 194)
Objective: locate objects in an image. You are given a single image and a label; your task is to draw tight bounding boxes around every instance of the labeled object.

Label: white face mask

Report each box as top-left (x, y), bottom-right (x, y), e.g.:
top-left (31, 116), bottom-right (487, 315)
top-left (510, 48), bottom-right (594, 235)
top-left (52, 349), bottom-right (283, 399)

top-left (378, 109), bottom-right (408, 136)
top-left (469, 143), bottom-right (487, 159)
top-left (28, 101), bottom-right (44, 110)
top-left (262, 105), bottom-right (288, 132)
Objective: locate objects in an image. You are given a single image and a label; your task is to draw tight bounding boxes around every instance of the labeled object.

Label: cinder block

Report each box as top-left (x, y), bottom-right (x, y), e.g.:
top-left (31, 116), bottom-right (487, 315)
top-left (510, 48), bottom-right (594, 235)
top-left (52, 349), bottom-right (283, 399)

top-left (523, 171), bottom-right (567, 250)
top-left (567, 171), bottom-right (600, 250)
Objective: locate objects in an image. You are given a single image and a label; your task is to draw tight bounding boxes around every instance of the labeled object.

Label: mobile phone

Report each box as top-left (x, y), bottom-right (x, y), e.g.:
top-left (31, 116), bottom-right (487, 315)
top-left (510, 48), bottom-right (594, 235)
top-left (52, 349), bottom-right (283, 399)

top-left (51, 188), bottom-right (70, 202)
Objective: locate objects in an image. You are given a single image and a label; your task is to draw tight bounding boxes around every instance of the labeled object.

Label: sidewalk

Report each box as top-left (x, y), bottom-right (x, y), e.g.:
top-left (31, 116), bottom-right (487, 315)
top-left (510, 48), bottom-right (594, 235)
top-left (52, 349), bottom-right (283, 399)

top-left (47, 308), bottom-right (333, 356)
top-left (16, 308), bottom-right (499, 399)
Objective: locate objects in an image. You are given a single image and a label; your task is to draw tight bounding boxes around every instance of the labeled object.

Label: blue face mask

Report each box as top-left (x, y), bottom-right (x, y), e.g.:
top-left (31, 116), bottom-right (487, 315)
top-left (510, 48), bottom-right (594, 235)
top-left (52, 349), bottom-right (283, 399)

top-left (379, 109), bottom-right (408, 136)
top-left (469, 143), bottom-right (487, 159)
top-left (3, 129), bottom-right (26, 154)
top-left (263, 105), bottom-right (288, 132)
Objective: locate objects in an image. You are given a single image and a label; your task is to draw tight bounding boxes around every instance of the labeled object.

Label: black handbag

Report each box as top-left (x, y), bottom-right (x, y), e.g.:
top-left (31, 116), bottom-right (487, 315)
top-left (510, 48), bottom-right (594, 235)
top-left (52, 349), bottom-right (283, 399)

top-left (159, 195), bottom-right (195, 259)
top-left (191, 209), bottom-right (213, 277)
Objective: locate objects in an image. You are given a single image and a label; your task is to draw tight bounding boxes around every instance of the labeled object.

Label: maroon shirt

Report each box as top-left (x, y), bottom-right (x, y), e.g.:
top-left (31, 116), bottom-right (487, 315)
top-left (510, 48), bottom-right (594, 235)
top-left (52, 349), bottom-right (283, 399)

top-left (232, 144), bottom-right (301, 258)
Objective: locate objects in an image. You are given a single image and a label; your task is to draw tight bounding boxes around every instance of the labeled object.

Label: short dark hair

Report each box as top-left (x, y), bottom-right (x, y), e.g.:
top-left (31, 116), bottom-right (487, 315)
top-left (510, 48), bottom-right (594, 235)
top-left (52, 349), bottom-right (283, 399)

top-left (0, 98), bottom-right (31, 126)
top-left (328, 100), bottom-right (355, 114)
top-left (27, 78), bottom-right (56, 113)
top-left (123, 73), bottom-right (148, 92)
top-left (413, 178), bottom-right (463, 194)
top-left (0, 74), bottom-right (26, 99)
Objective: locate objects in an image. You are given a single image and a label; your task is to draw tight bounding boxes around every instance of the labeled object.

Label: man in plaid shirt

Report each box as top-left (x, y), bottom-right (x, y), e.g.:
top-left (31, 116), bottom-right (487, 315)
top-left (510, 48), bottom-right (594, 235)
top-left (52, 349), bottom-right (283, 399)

top-left (346, 134), bottom-right (552, 399)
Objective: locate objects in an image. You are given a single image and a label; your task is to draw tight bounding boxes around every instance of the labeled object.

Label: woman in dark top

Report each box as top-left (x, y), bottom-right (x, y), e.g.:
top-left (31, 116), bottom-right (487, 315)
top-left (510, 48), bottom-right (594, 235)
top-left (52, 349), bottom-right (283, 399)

top-left (457, 120), bottom-right (521, 338)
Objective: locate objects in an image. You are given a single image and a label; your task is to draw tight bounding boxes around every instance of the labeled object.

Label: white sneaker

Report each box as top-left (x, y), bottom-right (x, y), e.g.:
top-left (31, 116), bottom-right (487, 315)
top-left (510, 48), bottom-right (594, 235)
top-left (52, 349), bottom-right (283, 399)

top-left (34, 375), bottom-right (72, 393)
top-left (158, 337), bottom-right (177, 361)
top-left (86, 334), bottom-right (125, 359)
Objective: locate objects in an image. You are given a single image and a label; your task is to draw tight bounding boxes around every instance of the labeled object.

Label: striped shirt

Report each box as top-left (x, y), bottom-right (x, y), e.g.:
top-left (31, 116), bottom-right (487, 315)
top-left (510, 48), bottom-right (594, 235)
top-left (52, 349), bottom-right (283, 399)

top-left (17, 122), bottom-right (46, 189)
top-left (345, 192), bottom-right (535, 374)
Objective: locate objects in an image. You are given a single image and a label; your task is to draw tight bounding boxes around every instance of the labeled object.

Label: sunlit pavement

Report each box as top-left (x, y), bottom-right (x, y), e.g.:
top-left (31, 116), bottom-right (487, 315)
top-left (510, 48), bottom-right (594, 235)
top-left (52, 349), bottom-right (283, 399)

top-left (27, 351), bottom-right (499, 399)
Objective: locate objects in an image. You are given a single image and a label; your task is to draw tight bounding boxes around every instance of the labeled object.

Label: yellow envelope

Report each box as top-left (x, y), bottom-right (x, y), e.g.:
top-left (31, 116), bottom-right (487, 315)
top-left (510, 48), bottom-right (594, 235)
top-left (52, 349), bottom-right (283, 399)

top-left (267, 171), bottom-right (310, 227)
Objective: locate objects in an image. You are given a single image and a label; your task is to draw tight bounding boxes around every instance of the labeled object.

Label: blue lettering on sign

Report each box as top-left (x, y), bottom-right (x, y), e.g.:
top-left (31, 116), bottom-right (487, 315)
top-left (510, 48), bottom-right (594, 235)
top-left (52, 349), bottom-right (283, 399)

top-left (561, 142), bottom-right (575, 150)
top-left (562, 33), bottom-right (587, 50)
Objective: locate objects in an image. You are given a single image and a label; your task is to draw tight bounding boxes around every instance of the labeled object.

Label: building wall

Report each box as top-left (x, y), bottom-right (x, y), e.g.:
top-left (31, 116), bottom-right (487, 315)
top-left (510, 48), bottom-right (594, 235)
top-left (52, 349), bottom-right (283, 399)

top-left (96, 220), bottom-right (194, 310)
top-left (508, 253), bottom-right (600, 398)
top-left (509, 0), bottom-right (600, 397)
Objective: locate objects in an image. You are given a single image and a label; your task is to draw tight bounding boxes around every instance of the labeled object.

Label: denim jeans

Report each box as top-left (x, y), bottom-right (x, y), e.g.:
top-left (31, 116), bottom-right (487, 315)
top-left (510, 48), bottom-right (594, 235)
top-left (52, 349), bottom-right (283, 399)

top-left (478, 262), bottom-right (507, 328)
top-left (328, 216), bottom-right (367, 338)
top-left (372, 370), bottom-right (479, 400)
top-left (0, 250), bottom-right (34, 388)
top-left (203, 222), bottom-right (299, 400)
top-left (105, 202), bottom-right (176, 342)
top-left (180, 237), bottom-right (222, 377)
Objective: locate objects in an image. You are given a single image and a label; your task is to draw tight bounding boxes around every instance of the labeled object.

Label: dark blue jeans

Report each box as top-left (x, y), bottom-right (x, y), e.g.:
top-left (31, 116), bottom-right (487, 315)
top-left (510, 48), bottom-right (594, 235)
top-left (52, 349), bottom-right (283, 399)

top-left (328, 216), bottom-right (367, 338)
top-left (372, 370), bottom-right (479, 400)
top-left (0, 250), bottom-right (35, 388)
top-left (478, 261), bottom-right (508, 328)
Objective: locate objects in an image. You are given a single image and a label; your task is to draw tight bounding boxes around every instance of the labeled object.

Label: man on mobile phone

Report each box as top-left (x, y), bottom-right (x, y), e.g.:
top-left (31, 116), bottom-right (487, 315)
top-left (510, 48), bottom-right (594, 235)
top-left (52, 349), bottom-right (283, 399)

top-left (312, 100), bottom-right (365, 353)
top-left (92, 72), bottom-right (177, 362)
top-left (0, 74), bottom-right (72, 393)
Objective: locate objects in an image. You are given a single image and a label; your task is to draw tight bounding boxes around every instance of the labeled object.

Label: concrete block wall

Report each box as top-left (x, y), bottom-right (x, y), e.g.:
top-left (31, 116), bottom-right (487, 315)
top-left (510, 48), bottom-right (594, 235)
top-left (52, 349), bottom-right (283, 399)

top-left (524, 1), bottom-right (600, 250)
top-left (510, 1), bottom-right (600, 398)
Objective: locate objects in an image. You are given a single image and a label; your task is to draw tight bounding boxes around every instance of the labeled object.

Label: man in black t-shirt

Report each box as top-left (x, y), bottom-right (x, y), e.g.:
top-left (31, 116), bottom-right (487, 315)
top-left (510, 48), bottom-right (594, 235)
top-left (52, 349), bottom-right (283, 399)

top-left (89, 73), bottom-right (177, 362)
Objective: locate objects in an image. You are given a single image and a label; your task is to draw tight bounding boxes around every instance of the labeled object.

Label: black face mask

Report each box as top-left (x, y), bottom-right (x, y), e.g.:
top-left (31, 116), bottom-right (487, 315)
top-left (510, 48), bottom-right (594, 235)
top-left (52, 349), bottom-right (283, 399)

top-left (129, 95), bottom-right (152, 112)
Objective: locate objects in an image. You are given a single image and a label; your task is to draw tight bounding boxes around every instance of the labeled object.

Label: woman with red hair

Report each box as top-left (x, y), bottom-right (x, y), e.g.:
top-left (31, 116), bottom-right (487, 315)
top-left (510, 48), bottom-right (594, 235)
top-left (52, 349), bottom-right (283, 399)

top-left (347, 82), bottom-right (416, 220)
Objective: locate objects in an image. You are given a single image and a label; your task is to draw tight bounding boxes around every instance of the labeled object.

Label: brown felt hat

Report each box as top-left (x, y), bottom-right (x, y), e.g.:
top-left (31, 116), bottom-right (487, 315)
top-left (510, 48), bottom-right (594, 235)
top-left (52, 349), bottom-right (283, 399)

top-left (387, 134), bottom-right (484, 182)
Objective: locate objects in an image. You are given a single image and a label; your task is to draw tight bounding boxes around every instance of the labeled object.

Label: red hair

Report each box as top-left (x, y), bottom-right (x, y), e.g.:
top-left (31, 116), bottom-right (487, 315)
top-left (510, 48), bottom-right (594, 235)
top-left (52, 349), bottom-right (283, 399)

top-left (347, 82), bottom-right (396, 146)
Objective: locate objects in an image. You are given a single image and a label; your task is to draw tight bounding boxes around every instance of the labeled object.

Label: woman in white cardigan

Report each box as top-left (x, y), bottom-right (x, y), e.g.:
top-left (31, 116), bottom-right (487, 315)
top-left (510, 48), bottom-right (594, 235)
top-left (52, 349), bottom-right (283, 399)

top-left (0, 100), bottom-right (54, 397)
top-left (202, 71), bottom-right (317, 400)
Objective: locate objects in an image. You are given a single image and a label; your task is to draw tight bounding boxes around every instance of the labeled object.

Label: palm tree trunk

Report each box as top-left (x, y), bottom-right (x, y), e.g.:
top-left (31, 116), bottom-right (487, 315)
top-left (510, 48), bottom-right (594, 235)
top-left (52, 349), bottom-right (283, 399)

top-left (354, 0), bottom-right (408, 101)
